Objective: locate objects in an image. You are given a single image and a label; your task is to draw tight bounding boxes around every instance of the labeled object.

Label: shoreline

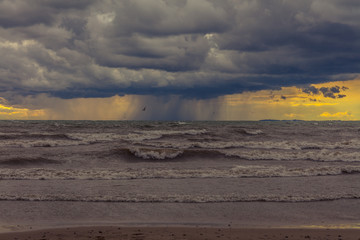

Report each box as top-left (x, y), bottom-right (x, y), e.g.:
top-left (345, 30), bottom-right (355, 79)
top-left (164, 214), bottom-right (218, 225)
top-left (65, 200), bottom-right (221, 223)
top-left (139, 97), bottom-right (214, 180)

top-left (0, 226), bottom-right (360, 240)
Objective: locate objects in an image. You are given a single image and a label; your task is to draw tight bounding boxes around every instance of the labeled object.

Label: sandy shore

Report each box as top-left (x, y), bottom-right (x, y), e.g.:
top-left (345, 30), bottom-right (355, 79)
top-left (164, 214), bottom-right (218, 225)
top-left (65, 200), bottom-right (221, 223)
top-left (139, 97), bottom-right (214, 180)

top-left (0, 226), bottom-right (359, 240)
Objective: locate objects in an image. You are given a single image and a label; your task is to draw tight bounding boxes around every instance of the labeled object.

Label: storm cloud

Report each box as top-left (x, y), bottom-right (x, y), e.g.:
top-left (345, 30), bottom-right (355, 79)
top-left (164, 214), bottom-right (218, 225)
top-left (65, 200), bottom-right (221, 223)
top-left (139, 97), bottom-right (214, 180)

top-left (0, 0), bottom-right (360, 100)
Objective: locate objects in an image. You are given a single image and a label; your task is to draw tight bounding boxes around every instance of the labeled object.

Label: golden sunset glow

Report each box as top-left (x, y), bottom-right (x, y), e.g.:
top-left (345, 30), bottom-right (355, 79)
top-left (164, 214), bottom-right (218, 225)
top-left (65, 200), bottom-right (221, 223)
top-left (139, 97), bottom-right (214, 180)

top-left (220, 79), bottom-right (360, 120)
top-left (0, 104), bottom-right (46, 119)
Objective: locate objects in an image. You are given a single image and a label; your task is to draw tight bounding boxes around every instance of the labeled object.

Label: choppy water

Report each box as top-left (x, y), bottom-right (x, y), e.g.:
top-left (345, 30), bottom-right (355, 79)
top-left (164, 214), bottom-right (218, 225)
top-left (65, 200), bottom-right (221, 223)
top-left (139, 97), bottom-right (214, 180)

top-left (0, 120), bottom-right (360, 228)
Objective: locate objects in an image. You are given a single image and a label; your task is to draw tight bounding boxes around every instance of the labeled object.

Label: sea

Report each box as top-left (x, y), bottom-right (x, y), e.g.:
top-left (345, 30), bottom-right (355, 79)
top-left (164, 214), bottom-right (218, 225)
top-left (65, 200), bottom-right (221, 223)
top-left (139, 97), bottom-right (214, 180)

top-left (0, 120), bottom-right (359, 230)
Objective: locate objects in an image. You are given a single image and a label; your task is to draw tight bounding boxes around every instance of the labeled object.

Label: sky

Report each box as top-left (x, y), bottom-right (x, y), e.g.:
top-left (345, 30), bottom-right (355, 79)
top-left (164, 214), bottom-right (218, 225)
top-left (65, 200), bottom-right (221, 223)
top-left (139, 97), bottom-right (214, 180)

top-left (0, 0), bottom-right (360, 120)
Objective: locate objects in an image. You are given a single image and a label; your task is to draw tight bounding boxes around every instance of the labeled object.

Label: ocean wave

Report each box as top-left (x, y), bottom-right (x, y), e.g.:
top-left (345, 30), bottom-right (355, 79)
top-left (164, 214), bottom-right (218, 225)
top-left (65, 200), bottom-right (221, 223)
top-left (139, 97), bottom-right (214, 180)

top-left (0, 132), bottom-right (124, 148)
top-left (0, 139), bottom-right (84, 148)
top-left (113, 147), bottom-right (223, 160)
top-left (129, 148), bottom-right (184, 160)
top-left (0, 133), bottom-right (73, 140)
top-left (224, 149), bottom-right (360, 162)
top-left (123, 129), bottom-right (207, 142)
top-left (0, 193), bottom-right (359, 203)
top-left (138, 140), bottom-right (300, 150)
top-left (226, 127), bottom-right (264, 136)
top-left (0, 157), bottom-right (61, 166)
top-left (1, 165), bottom-right (359, 180)
top-left (0, 129), bottom-right (207, 148)
top-left (139, 139), bottom-right (360, 152)
top-left (67, 133), bottom-right (123, 143)
top-left (242, 129), bottom-right (264, 135)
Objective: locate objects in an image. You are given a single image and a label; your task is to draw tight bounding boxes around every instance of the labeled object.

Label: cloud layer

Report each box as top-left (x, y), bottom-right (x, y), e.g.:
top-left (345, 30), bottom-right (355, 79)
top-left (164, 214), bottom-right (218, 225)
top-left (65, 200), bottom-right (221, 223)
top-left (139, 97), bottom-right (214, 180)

top-left (0, 0), bottom-right (360, 100)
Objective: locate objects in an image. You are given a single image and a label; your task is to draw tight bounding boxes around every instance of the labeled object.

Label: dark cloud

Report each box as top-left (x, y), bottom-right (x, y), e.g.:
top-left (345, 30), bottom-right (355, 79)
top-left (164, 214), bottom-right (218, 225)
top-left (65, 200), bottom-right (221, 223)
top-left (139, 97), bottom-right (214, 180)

top-left (40, 0), bottom-right (95, 9)
top-left (0, 0), bottom-right (94, 28)
top-left (109, 0), bottom-right (232, 37)
top-left (60, 17), bottom-right (87, 36)
top-left (90, 34), bottom-right (211, 72)
top-left (0, 0), bottom-right (359, 101)
top-left (302, 85), bottom-right (348, 99)
top-left (0, 1), bottom-right (53, 28)
top-left (303, 86), bottom-right (320, 95)
top-left (320, 88), bottom-right (337, 99)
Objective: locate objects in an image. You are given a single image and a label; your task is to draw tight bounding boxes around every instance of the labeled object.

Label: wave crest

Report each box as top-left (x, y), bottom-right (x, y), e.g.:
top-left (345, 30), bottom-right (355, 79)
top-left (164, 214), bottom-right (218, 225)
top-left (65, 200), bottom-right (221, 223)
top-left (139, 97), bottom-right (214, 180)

top-left (129, 148), bottom-right (184, 160)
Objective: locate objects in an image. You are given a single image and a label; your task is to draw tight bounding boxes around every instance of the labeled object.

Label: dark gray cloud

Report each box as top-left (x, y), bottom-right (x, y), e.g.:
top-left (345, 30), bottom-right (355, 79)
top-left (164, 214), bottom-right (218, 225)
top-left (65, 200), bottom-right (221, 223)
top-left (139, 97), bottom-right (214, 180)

top-left (0, 0), bottom-right (360, 100)
top-left (109, 0), bottom-right (232, 36)
top-left (0, 1), bottom-right (53, 28)
top-left (302, 85), bottom-right (348, 99)
top-left (303, 86), bottom-right (320, 95)
top-left (0, 0), bottom-right (94, 28)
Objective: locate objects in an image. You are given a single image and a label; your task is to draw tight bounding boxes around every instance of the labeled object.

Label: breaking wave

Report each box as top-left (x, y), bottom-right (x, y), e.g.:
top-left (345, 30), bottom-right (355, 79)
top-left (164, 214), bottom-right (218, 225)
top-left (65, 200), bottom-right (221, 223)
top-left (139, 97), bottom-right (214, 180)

top-left (113, 147), bottom-right (224, 160)
top-left (129, 148), bottom-right (184, 160)
top-left (242, 129), bottom-right (264, 135)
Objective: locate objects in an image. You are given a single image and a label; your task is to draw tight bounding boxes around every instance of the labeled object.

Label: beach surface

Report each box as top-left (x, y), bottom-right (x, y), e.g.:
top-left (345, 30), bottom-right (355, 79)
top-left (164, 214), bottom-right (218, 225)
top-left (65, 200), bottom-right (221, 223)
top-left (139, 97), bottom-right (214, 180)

top-left (0, 226), bottom-right (360, 240)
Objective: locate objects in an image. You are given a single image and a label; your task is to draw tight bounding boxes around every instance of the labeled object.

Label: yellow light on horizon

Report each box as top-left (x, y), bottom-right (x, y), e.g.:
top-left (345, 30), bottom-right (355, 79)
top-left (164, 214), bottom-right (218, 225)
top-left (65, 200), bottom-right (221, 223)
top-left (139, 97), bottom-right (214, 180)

top-left (0, 104), bottom-right (47, 119)
top-left (220, 79), bottom-right (360, 120)
top-left (1, 78), bottom-right (360, 121)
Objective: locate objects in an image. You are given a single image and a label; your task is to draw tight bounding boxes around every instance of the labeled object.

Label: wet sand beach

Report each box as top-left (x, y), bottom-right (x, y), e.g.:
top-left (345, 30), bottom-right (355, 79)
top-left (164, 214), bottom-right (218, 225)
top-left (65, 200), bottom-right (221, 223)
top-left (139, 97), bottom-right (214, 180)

top-left (0, 226), bottom-right (360, 240)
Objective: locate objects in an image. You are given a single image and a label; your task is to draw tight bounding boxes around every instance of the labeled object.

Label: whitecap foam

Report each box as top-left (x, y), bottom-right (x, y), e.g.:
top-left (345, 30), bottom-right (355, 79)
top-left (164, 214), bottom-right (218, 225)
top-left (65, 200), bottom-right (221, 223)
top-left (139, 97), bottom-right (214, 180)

top-left (129, 148), bottom-right (184, 160)
top-left (243, 129), bottom-right (264, 135)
